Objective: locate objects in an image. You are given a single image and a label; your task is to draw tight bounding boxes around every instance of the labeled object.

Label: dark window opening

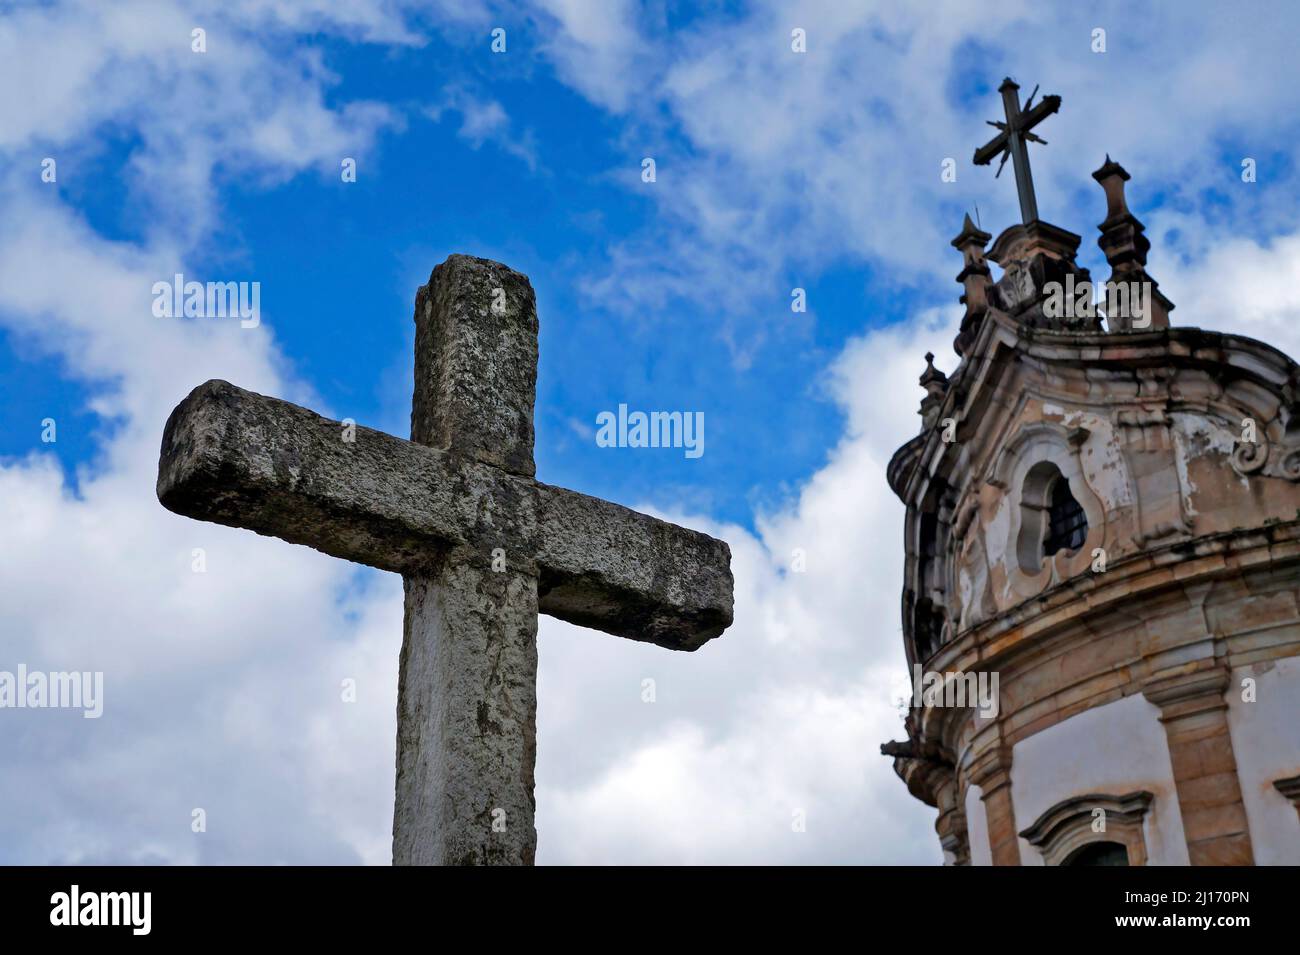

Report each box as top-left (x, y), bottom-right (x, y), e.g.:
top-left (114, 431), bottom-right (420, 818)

top-left (1043, 477), bottom-right (1087, 555)
top-left (912, 508), bottom-right (949, 659)
top-left (1062, 841), bottom-right (1129, 866)
top-left (913, 597), bottom-right (945, 660)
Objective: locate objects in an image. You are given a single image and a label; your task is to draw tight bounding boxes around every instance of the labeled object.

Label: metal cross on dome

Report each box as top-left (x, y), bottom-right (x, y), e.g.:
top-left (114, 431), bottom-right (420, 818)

top-left (972, 77), bottom-right (1061, 225)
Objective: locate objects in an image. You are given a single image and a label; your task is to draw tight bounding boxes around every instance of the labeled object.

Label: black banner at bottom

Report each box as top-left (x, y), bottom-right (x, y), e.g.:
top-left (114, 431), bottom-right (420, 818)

top-left (0, 864), bottom-right (1277, 941)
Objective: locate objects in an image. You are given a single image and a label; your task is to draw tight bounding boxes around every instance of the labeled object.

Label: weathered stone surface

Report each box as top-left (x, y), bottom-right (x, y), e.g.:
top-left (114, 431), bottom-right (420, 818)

top-left (157, 253), bottom-right (734, 866)
top-left (413, 255), bottom-right (538, 477)
top-left (395, 559), bottom-right (539, 866)
top-left (158, 378), bottom-right (475, 574)
top-left (157, 380), bottom-right (732, 649)
top-left (535, 483), bottom-right (732, 649)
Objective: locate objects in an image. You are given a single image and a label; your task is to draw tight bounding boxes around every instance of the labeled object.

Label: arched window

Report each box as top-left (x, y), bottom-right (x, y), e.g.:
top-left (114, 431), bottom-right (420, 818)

top-left (1019, 792), bottom-right (1152, 866)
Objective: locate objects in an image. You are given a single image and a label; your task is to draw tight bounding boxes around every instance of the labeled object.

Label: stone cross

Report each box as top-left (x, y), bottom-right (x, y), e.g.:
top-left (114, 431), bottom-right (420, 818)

top-left (156, 254), bottom-right (734, 865)
top-left (972, 77), bottom-right (1061, 225)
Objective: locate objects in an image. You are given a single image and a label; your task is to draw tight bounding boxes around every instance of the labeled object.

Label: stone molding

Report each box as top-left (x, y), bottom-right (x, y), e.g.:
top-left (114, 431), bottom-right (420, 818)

top-left (1141, 666), bottom-right (1231, 721)
top-left (1019, 790), bottom-right (1153, 866)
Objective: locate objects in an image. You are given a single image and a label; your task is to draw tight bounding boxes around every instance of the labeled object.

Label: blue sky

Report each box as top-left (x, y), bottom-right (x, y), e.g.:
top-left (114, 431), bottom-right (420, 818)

top-left (1, 11), bottom-right (874, 526)
top-left (9, 4), bottom-right (1297, 526)
top-left (3, 1), bottom-right (1300, 865)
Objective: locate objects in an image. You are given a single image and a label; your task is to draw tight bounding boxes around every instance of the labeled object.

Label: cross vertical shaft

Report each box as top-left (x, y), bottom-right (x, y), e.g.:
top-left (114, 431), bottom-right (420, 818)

top-left (1000, 81), bottom-right (1038, 224)
top-left (395, 559), bottom-right (539, 864)
top-left (394, 256), bottom-right (541, 865)
top-left (972, 77), bottom-right (1061, 226)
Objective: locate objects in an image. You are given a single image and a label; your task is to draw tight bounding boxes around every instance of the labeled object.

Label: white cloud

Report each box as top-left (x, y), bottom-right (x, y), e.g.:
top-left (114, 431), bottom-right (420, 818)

top-left (0, 0), bottom-right (403, 246)
top-left (526, 0), bottom-right (650, 112)
top-left (424, 88), bottom-right (539, 170)
top-left (215, 0), bottom-right (433, 45)
top-left (1155, 229), bottom-right (1300, 360)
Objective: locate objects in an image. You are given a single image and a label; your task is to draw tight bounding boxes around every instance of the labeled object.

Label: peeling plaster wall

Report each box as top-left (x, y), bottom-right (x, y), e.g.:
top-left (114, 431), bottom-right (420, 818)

top-left (1010, 693), bottom-right (1189, 865)
top-left (1170, 412), bottom-right (1239, 515)
top-left (1070, 416), bottom-right (1133, 514)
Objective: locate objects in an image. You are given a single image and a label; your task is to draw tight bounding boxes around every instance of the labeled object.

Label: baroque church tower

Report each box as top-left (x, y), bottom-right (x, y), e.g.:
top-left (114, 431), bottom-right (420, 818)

top-left (882, 79), bottom-right (1300, 865)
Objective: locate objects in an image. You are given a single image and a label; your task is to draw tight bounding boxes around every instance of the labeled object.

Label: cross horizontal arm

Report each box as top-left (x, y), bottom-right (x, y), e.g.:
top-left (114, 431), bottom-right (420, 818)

top-left (1018, 93), bottom-right (1060, 132)
top-left (972, 130), bottom-right (1008, 166)
top-left (157, 379), bottom-right (478, 572)
top-left (157, 380), bottom-right (733, 651)
top-left (534, 484), bottom-right (732, 650)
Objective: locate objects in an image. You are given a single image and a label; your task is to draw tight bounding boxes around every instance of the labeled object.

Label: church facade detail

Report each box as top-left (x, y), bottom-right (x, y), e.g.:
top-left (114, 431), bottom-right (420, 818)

top-left (882, 81), bottom-right (1300, 865)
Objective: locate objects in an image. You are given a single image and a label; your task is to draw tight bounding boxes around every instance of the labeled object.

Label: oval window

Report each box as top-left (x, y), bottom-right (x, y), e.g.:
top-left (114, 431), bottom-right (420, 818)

top-left (1017, 462), bottom-right (1088, 573)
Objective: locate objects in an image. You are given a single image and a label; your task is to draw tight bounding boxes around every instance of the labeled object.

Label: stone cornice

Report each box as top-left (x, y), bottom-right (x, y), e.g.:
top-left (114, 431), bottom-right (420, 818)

top-left (889, 522), bottom-right (1300, 797)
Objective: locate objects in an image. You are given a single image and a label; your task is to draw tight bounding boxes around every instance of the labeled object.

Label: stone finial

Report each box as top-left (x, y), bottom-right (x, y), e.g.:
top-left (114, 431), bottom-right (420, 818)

top-left (953, 211), bottom-right (993, 253)
top-left (919, 352), bottom-right (949, 429)
top-left (1093, 154), bottom-right (1131, 220)
top-left (951, 213), bottom-right (993, 356)
top-left (1091, 156), bottom-right (1174, 332)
